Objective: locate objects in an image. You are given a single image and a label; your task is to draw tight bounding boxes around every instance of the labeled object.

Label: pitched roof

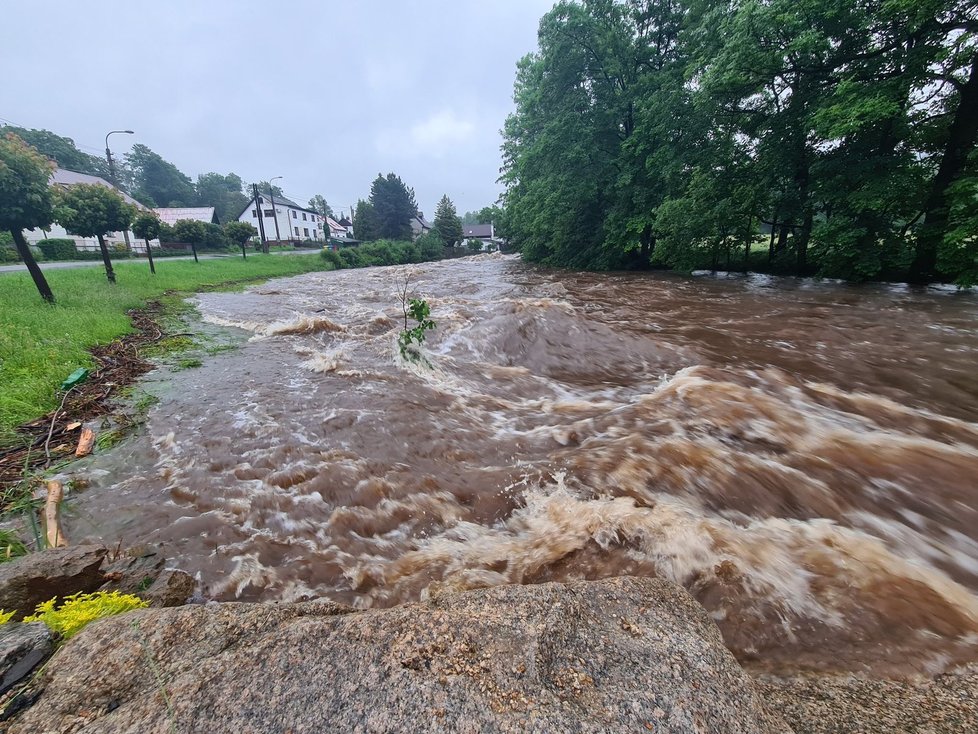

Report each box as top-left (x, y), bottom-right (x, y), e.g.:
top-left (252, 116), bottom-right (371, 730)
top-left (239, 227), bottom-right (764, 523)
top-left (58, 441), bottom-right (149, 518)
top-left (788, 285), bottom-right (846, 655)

top-left (462, 223), bottom-right (493, 238)
top-left (325, 216), bottom-right (345, 232)
top-left (154, 207), bottom-right (218, 226)
top-left (50, 168), bottom-right (147, 209)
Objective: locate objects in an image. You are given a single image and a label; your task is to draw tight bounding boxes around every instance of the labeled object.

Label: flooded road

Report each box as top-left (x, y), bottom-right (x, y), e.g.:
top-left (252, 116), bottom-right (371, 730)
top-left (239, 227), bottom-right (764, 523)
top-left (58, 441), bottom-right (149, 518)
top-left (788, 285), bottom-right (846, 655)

top-left (69, 255), bottom-right (978, 674)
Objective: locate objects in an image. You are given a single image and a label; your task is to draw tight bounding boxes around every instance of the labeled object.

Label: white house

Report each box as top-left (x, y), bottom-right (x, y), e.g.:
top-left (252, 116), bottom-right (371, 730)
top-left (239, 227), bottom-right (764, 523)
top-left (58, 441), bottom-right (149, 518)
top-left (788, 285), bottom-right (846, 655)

top-left (24, 168), bottom-right (157, 253)
top-left (461, 223), bottom-right (498, 250)
top-left (410, 214), bottom-right (432, 239)
top-left (237, 194), bottom-right (326, 243)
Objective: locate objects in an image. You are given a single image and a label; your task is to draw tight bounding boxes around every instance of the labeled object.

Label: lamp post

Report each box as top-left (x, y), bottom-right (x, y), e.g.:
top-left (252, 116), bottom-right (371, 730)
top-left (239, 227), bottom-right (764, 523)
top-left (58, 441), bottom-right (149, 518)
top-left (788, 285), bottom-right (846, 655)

top-left (268, 176), bottom-right (283, 252)
top-left (105, 130), bottom-right (135, 251)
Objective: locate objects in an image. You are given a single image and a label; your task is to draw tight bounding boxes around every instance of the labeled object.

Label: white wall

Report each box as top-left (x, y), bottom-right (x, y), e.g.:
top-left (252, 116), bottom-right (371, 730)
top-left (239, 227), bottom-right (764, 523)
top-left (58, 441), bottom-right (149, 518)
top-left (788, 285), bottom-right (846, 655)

top-left (24, 223), bottom-right (157, 253)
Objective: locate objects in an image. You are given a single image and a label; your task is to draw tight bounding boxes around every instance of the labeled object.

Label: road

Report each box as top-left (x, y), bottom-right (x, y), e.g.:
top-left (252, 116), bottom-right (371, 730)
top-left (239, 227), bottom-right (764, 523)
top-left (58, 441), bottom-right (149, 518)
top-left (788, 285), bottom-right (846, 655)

top-left (0, 248), bottom-right (320, 274)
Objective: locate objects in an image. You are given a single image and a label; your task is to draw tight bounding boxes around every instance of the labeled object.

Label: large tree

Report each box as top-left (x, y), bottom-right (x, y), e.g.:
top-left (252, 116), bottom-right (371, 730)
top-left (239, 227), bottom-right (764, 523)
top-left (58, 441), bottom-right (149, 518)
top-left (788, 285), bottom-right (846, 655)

top-left (124, 144), bottom-right (195, 207)
top-left (55, 183), bottom-right (136, 283)
top-left (308, 195), bottom-right (334, 219)
top-left (369, 173), bottom-right (418, 240)
top-left (0, 133), bottom-right (56, 302)
top-left (432, 194), bottom-right (463, 247)
top-left (195, 172), bottom-right (249, 223)
top-left (352, 199), bottom-right (380, 242)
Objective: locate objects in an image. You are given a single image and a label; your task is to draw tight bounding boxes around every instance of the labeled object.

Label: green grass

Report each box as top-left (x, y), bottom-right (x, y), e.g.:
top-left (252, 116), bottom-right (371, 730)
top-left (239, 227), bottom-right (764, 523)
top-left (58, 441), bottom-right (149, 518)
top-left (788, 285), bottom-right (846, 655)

top-left (0, 254), bottom-right (334, 443)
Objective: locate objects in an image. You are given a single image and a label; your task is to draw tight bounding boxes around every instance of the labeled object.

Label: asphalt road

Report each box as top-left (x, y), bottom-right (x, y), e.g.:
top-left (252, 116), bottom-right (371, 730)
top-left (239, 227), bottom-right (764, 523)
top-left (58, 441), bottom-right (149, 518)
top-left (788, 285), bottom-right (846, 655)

top-left (0, 248), bottom-right (321, 274)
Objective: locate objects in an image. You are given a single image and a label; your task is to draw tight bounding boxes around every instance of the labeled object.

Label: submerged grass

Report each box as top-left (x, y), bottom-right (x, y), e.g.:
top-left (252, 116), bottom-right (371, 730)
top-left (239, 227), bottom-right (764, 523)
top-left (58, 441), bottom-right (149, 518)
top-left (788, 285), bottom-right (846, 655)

top-left (0, 254), bottom-right (331, 443)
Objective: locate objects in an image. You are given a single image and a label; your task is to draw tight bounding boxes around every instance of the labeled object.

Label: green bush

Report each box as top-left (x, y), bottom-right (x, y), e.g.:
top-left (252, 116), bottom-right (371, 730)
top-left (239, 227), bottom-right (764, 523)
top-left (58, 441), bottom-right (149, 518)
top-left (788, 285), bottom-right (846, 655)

top-left (338, 248), bottom-right (365, 268)
top-left (37, 238), bottom-right (80, 260)
top-left (0, 247), bottom-right (17, 263)
top-left (320, 249), bottom-right (344, 269)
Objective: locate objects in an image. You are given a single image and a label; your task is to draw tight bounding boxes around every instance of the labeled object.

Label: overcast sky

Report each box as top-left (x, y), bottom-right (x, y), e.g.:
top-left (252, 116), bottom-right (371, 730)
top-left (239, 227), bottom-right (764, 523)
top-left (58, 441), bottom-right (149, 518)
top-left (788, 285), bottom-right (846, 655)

top-left (1, 0), bottom-right (554, 218)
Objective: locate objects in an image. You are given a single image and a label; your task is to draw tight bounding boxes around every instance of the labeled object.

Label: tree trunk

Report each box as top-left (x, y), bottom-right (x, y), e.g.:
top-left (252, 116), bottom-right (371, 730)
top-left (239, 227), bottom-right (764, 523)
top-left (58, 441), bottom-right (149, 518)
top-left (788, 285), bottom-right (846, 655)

top-left (241, 243), bottom-right (247, 259)
top-left (910, 54), bottom-right (978, 283)
top-left (639, 224), bottom-right (654, 266)
top-left (775, 224), bottom-right (790, 254)
top-left (144, 238), bottom-right (156, 274)
top-left (11, 229), bottom-right (54, 303)
top-left (96, 234), bottom-right (116, 283)
top-left (744, 215), bottom-right (753, 273)
top-left (191, 242), bottom-right (199, 263)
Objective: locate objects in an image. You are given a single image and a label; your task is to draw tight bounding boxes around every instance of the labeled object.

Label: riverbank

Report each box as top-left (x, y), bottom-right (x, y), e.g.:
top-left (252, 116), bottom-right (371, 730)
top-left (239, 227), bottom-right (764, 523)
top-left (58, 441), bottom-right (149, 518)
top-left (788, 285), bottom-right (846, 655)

top-left (0, 256), bottom-right (342, 509)
top-left (0, 255), bottom-right (340, 444)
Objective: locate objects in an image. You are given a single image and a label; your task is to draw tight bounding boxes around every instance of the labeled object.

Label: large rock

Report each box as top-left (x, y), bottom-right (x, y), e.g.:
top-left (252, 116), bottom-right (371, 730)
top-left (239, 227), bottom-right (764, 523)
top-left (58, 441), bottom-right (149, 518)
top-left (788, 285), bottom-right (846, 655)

top-left (0, 623), bottom-right (53, 697)
top-left (0, 545), bottom-right (107, 620)
top-left (6, 577), bottom-right (788, 733)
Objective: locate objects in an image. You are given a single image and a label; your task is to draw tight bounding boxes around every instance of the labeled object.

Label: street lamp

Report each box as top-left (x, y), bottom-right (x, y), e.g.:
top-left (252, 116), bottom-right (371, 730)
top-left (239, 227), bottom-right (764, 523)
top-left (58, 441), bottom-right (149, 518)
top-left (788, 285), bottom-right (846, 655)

top-left (268, 176), bottom-right (283, 245)
top-left (104, 130), bottom-right (134, 251)
top-left (104, 130), bottom-right (134, 185)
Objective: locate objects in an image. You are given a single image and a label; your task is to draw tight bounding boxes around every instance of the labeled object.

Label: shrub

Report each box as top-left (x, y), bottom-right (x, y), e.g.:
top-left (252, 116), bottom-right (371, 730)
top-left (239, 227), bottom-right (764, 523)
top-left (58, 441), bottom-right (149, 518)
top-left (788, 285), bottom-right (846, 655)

top-left (37, 238), bottom-right (80, 260)
top-left (338, 248), bottom-right (365, 268)
top-left (320, 249), bottom-right (344, 269)
top-left (0, 246), bottom-right (17, 263)
top-left (23, 590), bottom-right (148, 639)
top-left (416, 231), bottom-right (445, 261)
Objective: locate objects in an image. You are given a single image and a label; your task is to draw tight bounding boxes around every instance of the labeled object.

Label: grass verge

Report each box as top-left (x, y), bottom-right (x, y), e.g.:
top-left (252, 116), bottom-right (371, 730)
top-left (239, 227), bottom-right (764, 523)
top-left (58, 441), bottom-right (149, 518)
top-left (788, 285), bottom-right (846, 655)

top-left (0, 254), bottom-right (331, 444)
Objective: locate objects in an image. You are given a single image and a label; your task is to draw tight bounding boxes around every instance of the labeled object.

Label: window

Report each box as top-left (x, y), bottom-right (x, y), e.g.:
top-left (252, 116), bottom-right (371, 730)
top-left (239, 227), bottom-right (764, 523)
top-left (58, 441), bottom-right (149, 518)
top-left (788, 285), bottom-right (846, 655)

top-left (302, 212), bottom-right (307, 221)
top-left (263, 209), bottom-right (274, 217)
top-left (304, 227), bottom-right (309, 237)
top-left (295, 226), bottom-right (300, 236)
top-left (291, 210), bottom-right (296, 219)
top-left (251, 209), bottom-right (257, 217)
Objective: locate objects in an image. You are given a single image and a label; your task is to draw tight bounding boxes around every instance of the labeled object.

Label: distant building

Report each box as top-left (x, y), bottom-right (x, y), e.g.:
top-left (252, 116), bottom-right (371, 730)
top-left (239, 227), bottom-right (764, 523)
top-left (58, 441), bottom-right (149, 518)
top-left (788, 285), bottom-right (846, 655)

top-left (154, 207), bottom-right (220, 227)
top-left (325, 216), bottom-right (349, 240)
top-left (411, 214), bottom-right (432, 239)
top-left (337, 215), bottom-right (354, 238)
top-left (237, 194), bottom-right (325, 243)
top-left (461, 223), bottom-right (499, 250)
top-left (22, 168), bottom-right (156, 253)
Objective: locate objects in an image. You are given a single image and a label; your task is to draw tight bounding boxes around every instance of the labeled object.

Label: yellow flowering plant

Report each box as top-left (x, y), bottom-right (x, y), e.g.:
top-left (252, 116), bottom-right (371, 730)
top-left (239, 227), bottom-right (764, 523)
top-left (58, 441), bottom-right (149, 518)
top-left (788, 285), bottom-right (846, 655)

top-left (22, 591), bottom-right (148, 639)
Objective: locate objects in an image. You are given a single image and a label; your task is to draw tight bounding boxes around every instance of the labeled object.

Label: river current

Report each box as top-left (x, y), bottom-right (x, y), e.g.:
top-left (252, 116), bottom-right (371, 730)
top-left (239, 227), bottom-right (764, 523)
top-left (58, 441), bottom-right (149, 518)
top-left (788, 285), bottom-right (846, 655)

top-left (70, 254), bottom-right (978, 675)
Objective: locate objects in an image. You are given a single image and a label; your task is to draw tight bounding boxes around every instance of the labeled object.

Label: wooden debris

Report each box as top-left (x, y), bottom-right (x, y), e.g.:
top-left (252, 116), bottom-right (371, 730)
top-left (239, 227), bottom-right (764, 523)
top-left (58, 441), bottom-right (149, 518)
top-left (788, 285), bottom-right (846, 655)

top-left (43, 480), bottom-right (68, 548)
top-left (65, 421), bottom-right (82, 431)
top-left (75, 428), bottom-right (96, 457)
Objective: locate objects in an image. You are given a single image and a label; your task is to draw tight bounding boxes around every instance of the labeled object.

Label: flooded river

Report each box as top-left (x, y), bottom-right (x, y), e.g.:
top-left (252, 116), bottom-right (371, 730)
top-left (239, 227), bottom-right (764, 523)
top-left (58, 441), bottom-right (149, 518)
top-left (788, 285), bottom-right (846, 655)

top-left (70, 255), bottom-right (978, 675)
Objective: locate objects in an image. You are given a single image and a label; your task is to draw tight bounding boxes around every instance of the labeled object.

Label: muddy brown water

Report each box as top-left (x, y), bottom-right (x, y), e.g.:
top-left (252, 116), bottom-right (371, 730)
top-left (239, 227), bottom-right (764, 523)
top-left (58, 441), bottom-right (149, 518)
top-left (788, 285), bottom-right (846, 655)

top-left (68, 255), bottom-right (978, 675)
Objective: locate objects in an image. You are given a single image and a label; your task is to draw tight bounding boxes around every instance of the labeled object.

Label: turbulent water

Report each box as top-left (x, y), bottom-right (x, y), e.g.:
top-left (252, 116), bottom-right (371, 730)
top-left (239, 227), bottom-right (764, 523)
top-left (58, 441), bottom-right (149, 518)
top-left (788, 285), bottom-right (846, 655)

top-left (69, 255), bottom-right (978, 675)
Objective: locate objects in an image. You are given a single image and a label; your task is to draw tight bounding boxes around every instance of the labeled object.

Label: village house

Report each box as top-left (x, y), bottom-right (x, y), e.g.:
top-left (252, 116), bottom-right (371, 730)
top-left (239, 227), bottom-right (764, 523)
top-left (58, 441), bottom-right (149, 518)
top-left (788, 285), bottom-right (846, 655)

top-left (23, 168), bottom-right (157, 253)
top-left (461, 222), bottom-right (499, 250)
top-left (237, 194), bottom-right (326, 243)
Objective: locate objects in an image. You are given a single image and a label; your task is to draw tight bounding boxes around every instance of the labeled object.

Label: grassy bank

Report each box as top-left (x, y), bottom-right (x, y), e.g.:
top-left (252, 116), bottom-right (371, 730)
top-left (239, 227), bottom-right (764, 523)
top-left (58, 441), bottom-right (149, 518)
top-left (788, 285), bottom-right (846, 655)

top-left (0, 255), bottom-right (333, 443)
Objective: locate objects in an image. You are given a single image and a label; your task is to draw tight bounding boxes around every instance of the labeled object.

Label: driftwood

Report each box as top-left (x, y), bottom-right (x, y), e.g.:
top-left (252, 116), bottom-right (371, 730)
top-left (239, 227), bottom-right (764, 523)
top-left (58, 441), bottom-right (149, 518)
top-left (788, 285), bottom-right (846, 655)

top-left (74, 428), bottom-right (95, 458)
top-left (43, 480), bottom-right (68, 548)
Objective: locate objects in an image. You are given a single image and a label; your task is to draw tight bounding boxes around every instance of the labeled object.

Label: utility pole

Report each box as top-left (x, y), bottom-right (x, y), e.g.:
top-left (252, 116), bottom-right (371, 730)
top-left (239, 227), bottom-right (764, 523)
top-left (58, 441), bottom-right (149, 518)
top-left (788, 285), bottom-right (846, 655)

top-left (252, 183), bottom-right (267, 249)
top-left (268, 176), bottom-right (284, 252)
top-left (105, 129), bottom-right (134, 252)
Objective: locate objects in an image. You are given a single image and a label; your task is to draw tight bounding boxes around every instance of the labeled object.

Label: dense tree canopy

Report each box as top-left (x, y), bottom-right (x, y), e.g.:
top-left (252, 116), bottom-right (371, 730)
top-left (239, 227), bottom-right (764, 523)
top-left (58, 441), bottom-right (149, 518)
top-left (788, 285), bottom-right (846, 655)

top-left (0, 126), bottom-right (108, 179)
top-left (125, 144), bottom-right (195, 208)
top-left (195, 172), bottom-right (249, 223)
top-left (352, 199), bottom-right (380, 242)
top-left (369, 173), bottom-right (419, 240)
top-left (502, 0), bottom-right (978, 284)
top-left (433, 195), bottom-right (463, 247)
